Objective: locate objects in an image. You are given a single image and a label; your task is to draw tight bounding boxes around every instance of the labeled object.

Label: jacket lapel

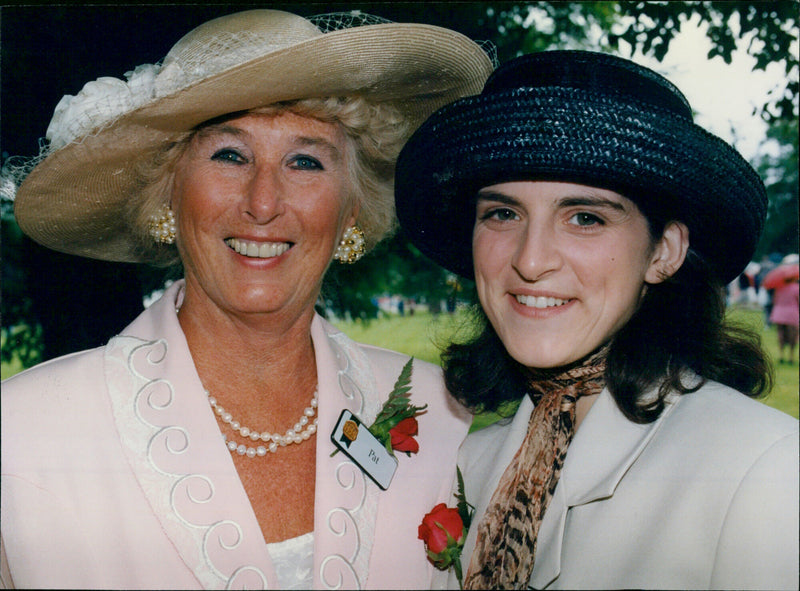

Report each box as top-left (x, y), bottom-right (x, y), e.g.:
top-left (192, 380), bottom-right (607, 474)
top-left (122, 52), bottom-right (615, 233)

top-left (529, 389), bottom-right (674, 589)
top-left (457, 387), bottom-right (674, 590)
top-left (311, 315), bottom-right (383, 589)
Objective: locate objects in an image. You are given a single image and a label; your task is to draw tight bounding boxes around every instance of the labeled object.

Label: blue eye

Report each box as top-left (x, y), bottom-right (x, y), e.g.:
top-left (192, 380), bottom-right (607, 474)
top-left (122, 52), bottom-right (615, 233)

top-left (211, 148), bottom-right (246, 164)
top-left (291, 155), bottom-right (323, 170)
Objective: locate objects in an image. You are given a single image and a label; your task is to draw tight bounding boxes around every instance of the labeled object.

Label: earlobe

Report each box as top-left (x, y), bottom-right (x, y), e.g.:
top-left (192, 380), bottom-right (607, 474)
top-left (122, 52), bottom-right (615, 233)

top-left (645, 221), bottom-right (690, 284)
top-left (346, 199), bottom-right (361, 230)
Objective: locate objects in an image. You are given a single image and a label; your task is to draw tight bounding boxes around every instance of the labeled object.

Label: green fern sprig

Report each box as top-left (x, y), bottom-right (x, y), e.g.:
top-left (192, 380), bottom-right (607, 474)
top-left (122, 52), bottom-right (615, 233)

top-left (368, 357), bottom-right (427, 454)
top-left (454, 466), bottom-right (474, 529)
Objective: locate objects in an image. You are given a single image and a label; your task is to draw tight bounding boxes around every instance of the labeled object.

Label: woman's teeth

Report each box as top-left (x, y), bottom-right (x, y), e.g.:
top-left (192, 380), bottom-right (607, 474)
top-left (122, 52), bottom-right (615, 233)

top-left (225, 238), bottom-right (290, 258)
top-left (515, 295), bottom-right (569, 309)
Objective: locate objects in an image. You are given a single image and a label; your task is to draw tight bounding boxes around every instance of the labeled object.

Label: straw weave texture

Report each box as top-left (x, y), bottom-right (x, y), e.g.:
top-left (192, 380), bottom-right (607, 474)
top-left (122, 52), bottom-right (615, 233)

top-left (396, 51), bottom-right (767, 284)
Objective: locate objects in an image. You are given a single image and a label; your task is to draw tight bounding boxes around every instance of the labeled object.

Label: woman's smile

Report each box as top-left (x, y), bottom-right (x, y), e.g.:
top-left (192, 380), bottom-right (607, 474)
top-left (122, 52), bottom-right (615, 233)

top-left (512, 293), bottom-right (572, 310)
top-left (225, 237), bottom-right (292, 259)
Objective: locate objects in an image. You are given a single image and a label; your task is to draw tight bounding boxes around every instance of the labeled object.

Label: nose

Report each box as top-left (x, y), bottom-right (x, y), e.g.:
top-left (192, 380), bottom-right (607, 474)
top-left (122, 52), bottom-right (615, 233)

top-left (511, 221), bottom-right (562, 281)
top-left (242, 164), bottom-right (285, 223)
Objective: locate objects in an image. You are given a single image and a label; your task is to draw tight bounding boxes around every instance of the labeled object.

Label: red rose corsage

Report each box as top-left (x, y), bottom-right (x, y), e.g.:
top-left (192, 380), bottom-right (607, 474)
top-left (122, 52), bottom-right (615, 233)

top-left (368, 357), bottom-right (426, 457)
top-left (419, 467), bottom-right (474, 589)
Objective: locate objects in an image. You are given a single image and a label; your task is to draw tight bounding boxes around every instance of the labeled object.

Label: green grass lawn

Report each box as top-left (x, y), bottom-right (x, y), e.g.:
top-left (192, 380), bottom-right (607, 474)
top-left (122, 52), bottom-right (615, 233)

top-left (332, 310), bottom-right (471, 366)
top-left (1, 357), bottom-right (24, 381)
top-left (333, 306), bottom-right (799, 421)
top-left (726, 306), bottom-right (799, 418)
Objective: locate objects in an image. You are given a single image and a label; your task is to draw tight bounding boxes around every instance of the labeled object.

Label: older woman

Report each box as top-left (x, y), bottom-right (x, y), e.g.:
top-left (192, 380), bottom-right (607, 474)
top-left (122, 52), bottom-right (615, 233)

top-left (396, 51), bottom-right (798, 589)
top-left (0, 9), bottom-right (493, 589)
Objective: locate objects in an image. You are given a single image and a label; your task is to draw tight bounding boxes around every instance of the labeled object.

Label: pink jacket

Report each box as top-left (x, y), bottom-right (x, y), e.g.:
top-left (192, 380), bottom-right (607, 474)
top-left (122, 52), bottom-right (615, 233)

top-left (770, 281), bottom-right (799, 327)
top-left (1, 281), bottom-right (471, 589)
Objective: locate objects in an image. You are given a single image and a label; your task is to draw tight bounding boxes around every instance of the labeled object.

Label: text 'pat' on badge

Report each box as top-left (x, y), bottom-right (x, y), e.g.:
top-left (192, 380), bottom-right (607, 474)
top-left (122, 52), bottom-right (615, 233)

top-left (331, 409), bottom-right (398, 490)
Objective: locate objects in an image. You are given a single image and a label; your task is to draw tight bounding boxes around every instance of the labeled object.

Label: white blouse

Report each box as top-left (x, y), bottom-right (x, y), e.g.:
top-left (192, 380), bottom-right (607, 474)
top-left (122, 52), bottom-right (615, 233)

top-left (265, 533), bottom-right (314, 590)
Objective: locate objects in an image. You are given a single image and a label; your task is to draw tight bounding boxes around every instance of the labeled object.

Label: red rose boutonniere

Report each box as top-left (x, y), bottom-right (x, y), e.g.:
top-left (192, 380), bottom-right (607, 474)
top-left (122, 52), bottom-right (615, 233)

top-left (419, 467), bottom-right (474, 589)
top-left (389, 416), bottom-right (420, 454)
top-left (332, 357), bottom-right (426, 459)
top-left (368, 357), bottom-right (426, 457)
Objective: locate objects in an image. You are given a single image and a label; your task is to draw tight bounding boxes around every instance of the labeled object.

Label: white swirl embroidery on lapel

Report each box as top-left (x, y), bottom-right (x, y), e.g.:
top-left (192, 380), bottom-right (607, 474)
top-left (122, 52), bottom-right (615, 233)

top-left (318, 329), bottom-right (382, 589)
top-left (330, 463), bottom-right (367, 560)
top-left (229, 566), bottom-right (270, 588)
top-left (320, 461), bottom-right (367, 589)
top-left (106, 336), bottom-right (271, 589)
top-left (173, 474), bottom-right (215, 508)
top-left (320, 552), bottom-right (359, 590)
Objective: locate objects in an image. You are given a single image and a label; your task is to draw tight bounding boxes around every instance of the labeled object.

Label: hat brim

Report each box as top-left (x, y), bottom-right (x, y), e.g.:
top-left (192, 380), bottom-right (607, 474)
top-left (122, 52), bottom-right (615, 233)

top-left (395, 87), bottom-right (767, 284)
top-left (15, 23), bottom-right (493, 262)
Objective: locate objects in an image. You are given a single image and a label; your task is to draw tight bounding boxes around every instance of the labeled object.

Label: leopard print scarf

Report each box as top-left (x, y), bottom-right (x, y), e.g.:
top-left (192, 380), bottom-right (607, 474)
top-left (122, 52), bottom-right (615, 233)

top-left (463, 347), bottom-right (607, 589)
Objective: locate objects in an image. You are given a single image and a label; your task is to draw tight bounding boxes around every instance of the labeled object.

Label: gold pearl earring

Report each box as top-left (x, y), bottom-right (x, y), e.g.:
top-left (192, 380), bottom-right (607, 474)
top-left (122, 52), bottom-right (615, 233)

top-left (148, 205), bottom-right (176, 244)
top-left (334, 225), bottom-right (366, 264)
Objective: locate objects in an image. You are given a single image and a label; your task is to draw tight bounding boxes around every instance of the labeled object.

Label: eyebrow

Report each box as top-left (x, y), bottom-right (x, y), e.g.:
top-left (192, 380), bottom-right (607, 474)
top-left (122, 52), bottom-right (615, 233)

top-left (477, 190), bottom-right (627, 211)
top-left (294, 136), bottom-right (342, 162)
top-left (194, 123), bottom-right (243, 140)
top-left (558, 195), bottom-right (627, 211)
top-left (476, 191), bottom-right (521, 207)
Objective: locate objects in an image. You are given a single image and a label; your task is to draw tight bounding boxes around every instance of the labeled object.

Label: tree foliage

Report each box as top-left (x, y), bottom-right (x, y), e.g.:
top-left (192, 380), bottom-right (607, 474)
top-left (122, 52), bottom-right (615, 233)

top-left (1, 200), bottom-right (42, 367)
top-left (612, 1), bottom-right (798, 125)
top-left (755, 117), bottom-right (800, 257)
top-left (451, 1), bottom-right (798, 124)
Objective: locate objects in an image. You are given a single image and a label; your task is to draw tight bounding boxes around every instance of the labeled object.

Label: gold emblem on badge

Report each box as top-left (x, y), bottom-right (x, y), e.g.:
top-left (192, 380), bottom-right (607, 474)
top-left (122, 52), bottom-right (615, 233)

top-left (342, 419), bottom-right (359, 442)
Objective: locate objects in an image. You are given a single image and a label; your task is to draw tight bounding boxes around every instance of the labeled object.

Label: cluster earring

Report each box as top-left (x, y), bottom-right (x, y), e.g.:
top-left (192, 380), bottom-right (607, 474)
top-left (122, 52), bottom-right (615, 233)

top-left (148, 205), bottom-right (176, 244)
top-left (334, 225), bottom-right (366, 264)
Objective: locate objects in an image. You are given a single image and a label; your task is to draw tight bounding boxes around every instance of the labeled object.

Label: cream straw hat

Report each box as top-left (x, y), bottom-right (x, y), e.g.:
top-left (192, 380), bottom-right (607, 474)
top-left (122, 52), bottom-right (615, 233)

top-left (13, 9), bottom-right (494, 262)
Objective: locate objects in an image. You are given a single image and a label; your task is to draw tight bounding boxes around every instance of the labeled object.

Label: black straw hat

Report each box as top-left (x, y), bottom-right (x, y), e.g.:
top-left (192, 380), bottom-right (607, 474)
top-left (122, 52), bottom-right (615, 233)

top-left (395, 50), bottom-right (767, 283)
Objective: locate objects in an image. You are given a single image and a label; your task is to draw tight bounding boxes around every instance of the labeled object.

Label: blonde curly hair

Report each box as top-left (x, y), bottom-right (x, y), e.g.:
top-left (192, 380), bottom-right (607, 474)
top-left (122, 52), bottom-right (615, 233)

top-left (128, 96), bottom-right (409, 267)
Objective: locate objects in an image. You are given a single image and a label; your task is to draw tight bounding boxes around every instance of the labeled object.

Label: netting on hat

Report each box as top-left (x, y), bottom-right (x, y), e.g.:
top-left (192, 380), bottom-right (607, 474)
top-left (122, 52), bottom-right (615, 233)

top-left (309, 11), bottom-right (393, 32)
top-left (156, 12), bottom-right (410, 94)
top-left (0, 59), bottom-right (165, 205)
top-left (2, 15), bottom-right (341, 201)
top-left (310, 11), bottom-right (499, 66)
top-left (155, 29), bottom-right (306, 98)
top-left (1, 143), bottom-right (47, 204)
top-left (0, 157), bottom-right (25, 203)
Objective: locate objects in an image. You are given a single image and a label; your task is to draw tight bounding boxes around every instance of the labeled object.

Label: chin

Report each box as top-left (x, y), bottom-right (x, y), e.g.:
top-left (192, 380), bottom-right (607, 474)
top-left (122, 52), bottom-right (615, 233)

top-left (508, 349), bottom-right (571, 370)
top-left (501, 332), bottom-right (571, 368)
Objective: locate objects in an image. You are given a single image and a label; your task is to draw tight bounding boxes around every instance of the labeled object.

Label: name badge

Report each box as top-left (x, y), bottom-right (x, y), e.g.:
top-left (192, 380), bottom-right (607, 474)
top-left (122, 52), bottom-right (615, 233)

top-left (330, 409), bottom-right (398, 490)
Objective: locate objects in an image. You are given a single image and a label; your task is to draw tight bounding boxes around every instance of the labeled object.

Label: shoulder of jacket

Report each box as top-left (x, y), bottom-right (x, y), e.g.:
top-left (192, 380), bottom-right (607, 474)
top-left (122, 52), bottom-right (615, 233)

top-left (671, 380), bottom-right (797, 435)
top-left (2, 346), bottom-right (105, 388)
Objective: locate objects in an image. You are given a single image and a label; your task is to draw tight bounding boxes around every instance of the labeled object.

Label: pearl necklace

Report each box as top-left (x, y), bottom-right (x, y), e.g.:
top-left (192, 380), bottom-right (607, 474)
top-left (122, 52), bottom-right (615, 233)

top-left (206, 389), bottom-right (318, 459)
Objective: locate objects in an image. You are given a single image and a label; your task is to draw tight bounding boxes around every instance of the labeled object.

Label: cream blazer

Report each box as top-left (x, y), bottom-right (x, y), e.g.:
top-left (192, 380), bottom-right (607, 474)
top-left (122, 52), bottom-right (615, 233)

top-left (1, 281), bottom-right (471, 589)
top-left (439, 383), bottom-right (799, 590)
